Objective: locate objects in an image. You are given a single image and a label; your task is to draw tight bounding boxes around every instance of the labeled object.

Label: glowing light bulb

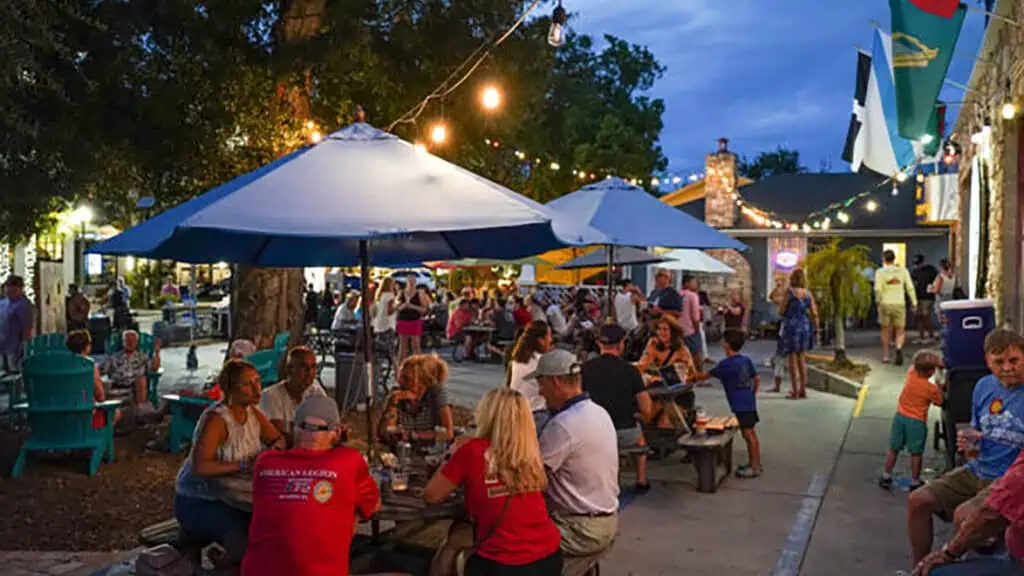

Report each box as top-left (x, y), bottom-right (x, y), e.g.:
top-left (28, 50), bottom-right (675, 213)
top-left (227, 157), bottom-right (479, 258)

top-left (1003, 102), bottom-right (1018, 120)
top-left (481, 86), bottom-right (501, 110)
top-left (865, 199), bottom-right (878, 212)
top-left (896, 171), bottom-right (908, 183)
top-left (651, 178), bottom-right (660, 186)
top-left (549, 162), bottom-right (560, 171)
top-left (836, 211), bottom-right (850, 223)
top-left (310, 130), bottom-right (322, 144)
top-left (413, 142), bottom-right (427, 154)
top-left (305, 120), bottom-right (315, 130)
top-left (431, 123), bottom-right (447, 144)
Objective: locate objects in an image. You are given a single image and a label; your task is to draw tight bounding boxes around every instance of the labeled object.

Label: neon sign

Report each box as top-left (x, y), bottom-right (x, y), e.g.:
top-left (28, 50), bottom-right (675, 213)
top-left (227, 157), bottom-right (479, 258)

top-left (774, 251), bottom-right (799, 269)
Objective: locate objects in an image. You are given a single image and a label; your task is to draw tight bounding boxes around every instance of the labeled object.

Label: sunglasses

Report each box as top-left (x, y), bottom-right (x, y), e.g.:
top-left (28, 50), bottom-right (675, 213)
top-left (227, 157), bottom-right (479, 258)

top-left (297, 421), bottom-right (333, 432)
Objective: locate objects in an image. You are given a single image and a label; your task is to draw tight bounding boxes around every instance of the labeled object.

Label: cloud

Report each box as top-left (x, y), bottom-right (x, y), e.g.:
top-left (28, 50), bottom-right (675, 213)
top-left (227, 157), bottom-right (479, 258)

top-left (574, 0), bottom-right (988, 174)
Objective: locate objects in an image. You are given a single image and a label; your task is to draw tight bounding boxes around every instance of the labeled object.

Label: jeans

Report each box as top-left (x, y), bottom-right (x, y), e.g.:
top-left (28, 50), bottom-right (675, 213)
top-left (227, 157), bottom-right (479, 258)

top-left (465, 550), bottom-right (563, 576)
top-left (930, 555), bottom-right (1024, 575)
top-left (173, 494), bottom-right (250, 544)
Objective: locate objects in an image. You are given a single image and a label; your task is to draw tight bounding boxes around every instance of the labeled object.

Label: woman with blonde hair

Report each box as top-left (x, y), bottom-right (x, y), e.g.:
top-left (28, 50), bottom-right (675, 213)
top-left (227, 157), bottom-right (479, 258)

top-left (380, 354), bottom-right (453, 443)
top-left (373, 276), bottom-right (397, 335)
top-left (425, 388), bottom-right (562, 575)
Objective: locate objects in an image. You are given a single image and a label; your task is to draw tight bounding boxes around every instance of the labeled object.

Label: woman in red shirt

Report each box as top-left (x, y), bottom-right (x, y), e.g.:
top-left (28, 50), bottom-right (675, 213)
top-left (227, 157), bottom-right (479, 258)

top-left (424, 388), bottom-right (562, 575)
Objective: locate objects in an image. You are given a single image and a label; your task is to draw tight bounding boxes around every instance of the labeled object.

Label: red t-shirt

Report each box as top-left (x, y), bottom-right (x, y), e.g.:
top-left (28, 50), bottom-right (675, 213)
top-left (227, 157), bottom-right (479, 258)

top-left (441, 438), bottom-right (560, 566)
top-left (513, 306), bottom-right (533, 329)
top-left (447, 307), bottom-right (473, 339)
top-left (242, 447), bottom-right (380, 576)
top-left (986, 451), bottom-right (1024, 561)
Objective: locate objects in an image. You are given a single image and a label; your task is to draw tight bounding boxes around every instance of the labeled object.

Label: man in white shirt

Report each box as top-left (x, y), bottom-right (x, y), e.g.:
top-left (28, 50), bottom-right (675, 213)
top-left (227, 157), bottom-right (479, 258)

top-left (545, 300), bottom-right (570, 339)
top-left (529, 349), bottom-right (619, 556)
top-left (614, 279), bottom-right (644, 332)
top-left (260, 347), bottom-right (328, 441)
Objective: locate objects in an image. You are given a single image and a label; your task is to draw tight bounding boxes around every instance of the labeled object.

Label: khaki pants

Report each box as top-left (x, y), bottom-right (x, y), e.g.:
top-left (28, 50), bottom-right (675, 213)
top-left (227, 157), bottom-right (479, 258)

top-left (550, 511), bottom-right (617, 556)
top-left (922, 466), bottom-right (994, 522)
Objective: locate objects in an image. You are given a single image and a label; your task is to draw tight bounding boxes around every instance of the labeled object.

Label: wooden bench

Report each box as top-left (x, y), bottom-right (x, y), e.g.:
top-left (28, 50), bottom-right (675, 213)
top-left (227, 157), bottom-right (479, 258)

top-left (678, 429), bottom-right (736, 493)
top-left (139, 518), bottom-right (213, 565)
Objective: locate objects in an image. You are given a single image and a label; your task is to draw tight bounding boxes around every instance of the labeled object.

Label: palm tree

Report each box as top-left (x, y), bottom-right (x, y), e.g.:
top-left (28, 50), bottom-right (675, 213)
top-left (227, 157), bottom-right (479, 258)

top-left (805, 239), bottom-right (875, 367)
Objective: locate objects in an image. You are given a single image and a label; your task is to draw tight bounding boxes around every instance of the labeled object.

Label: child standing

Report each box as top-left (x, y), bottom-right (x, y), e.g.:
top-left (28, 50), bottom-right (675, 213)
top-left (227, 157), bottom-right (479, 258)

top-left (711, 329), bottom-right (762, 478)
top-left (879, 350), bottom-right (943, 490)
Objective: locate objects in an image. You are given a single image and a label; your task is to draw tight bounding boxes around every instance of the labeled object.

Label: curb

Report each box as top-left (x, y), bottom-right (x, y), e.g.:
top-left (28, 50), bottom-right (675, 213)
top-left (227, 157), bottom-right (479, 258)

top-left (806, 365), bottom-right (863, 400)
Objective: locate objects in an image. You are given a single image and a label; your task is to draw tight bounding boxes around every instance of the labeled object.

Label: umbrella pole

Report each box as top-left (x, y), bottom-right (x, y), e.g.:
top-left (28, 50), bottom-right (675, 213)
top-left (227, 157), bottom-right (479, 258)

top-left (358, 240), bottom-right (376, 459)
top-left (606, 245), bottom-right (615, 321)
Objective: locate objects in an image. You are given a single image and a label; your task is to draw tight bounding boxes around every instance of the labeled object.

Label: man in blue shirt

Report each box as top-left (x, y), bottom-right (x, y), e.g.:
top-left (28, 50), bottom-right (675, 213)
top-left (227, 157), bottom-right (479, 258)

top-left (908, 329), bottom-right (1024, 565)
top-left (0, 275), bottom-right (34, 372)
top-left (647, 269), bottom-right (682, 321)
top-left (710, 329), bottom-right (760, 478)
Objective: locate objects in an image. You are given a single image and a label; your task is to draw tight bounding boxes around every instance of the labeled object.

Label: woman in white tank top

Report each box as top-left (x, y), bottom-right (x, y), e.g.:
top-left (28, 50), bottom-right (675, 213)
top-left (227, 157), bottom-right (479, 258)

top-left (931, 258), bottom-right (956, 322)
top-left (174, 360), bottom-right (285, 569)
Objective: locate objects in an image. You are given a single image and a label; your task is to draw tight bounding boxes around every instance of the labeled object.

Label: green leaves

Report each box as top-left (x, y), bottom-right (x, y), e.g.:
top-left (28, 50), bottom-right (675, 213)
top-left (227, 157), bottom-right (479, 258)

top-left (738, 146), bottom-right (806, 181)
top-left (805, 239), bottom-right (875, 325)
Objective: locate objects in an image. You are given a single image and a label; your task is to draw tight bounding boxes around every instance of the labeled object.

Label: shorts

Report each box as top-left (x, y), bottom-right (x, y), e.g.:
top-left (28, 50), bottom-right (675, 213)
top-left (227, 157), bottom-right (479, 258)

top-left (396, 318), bottom-right (423, 337)
top-left (683, 333), bottom-right (702, 356)
top-left (878, 303), bottom-right (907, 328)
top-left (919, 466), bottom-right (994, 522)
top-left (616, 425), bottom-right (643, 449)
top-left (917, 300), bottom-right (935, 318)
top-left (889, 413), bottom-right (927, 455)
top-left (735, 411), bottom-right (759, 430)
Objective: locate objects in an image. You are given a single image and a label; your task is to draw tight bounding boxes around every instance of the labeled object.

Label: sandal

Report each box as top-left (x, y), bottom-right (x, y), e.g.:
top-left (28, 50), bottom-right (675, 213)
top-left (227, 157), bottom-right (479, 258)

top-left (735, 465), bottom-right (762, 479)
top-left (786, 392), bottom-right (800, 400)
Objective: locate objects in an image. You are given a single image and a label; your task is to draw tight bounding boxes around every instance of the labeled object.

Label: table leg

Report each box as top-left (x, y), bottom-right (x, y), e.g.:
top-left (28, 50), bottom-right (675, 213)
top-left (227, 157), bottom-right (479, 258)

top-left (692, 451), bottom-right (715, 493)
top-left (371, 517), bottom-right (380, 544)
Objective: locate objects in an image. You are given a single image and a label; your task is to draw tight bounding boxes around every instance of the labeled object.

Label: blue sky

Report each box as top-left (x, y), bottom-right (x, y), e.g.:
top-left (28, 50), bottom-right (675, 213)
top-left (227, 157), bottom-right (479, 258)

top-left (573, 0), bottom-right (987, 176)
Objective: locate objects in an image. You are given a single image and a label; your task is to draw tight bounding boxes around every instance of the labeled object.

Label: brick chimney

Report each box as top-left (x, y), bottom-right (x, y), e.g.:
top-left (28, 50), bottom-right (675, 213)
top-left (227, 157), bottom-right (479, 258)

top-left (704, 137), bottom-right (738, 228)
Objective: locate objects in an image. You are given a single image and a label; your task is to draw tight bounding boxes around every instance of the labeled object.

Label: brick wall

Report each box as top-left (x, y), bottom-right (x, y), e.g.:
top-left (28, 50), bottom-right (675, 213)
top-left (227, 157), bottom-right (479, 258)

top-left (701, 139), bottom-right (753, 324)
top-left (953, 0), bottom-right (1024, 323)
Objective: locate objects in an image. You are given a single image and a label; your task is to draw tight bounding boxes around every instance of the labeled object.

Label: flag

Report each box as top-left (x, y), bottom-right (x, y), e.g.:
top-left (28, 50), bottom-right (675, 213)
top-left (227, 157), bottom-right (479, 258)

top-left (889, 0), bottom-right (966, 140)
top-left (844, 30), bottom-right (915, 176)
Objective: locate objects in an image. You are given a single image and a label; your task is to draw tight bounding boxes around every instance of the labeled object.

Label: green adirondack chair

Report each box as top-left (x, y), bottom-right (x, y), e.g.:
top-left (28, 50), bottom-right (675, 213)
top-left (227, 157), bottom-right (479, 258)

top-left (165, 394), bottom-right (216, 454)
top-left (11, 352), bottom-right (120, 477)
top-left (24, 332), bottom-right (69, 357)
top-left (105, 331), bottom-right (163, 409)
top-left (269, 331), bottom-right (291, 383)
top-left (245, 349), bottom-right (279, 387)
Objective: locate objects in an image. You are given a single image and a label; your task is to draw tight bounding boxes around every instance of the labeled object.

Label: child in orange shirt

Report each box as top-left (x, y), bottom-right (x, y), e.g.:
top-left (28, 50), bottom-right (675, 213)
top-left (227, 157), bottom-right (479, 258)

top-left (879, 350), bottom-right (943, 490)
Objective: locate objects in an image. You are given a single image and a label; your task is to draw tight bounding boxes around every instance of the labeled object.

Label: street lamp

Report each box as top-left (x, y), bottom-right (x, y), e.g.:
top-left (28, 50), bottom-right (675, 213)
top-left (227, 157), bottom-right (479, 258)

top-left (70, 205), bottom-right (94, 286)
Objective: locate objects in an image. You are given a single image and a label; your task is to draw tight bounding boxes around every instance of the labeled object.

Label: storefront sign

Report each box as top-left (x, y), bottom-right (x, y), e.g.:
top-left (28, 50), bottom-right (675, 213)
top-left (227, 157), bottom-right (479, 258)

top-left (774, 251), bottom-right (799, 269)
top-left (767, 237), bottom-right (807, 300)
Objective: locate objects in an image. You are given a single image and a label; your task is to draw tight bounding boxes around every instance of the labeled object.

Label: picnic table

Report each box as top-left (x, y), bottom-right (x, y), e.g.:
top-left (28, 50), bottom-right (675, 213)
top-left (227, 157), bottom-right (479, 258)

top-left (678, 429), bottom-right (736, 493)
top-left (640, 381), bottom-right (693, 458)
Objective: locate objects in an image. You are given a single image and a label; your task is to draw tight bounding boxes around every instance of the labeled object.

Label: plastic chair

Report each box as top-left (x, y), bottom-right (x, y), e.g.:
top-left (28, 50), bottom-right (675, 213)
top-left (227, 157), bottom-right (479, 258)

top-left (24, 332), bottom-right (69, 357)
top-left (165, 394), bottom-right (216, 454)
top-left (245, 349), bottom-right (279, 387)
top-left (105, 331), bottom-right (164, 409)
top-left (269, 331), bottom-right (291, 382)
top-left (11, 352), bottom-right (120, 477)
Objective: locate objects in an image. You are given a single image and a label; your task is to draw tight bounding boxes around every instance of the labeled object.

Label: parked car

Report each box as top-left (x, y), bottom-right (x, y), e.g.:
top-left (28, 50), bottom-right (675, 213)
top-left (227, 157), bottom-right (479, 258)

top-left (389, 269), bottom-right (436, 291)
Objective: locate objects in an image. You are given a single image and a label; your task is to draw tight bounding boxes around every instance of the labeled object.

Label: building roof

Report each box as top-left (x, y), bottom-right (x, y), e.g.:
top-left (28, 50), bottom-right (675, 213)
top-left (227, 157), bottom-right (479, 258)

top-left (660, 176), bottom-right (755, 207)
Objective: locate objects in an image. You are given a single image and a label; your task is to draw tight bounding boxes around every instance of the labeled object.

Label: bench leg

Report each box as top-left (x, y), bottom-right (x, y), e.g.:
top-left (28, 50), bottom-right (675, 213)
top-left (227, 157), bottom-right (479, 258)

top-left (691, 451), bottom-right (716, 493)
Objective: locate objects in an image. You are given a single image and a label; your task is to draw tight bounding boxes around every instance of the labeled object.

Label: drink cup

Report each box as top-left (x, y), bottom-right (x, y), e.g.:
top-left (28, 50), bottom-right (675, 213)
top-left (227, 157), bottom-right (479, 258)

top-left (959, 428), bottom-right (981, 460)
top-left (391, 470), bottom-right (409, 492)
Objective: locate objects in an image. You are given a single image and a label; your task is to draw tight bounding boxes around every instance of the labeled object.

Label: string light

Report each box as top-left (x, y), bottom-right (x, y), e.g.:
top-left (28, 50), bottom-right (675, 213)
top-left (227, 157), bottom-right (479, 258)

top-left (865, 199), bottom-right (878, 212)
top-left (481, 85), bottom-right (502, 110)
top-left (896, 171), bottom-right (908, 183)
top-left (891, 183), bottom-right (900, 196)
top-left (431, 123), bottom-right (448, 144)
top-left (305, 120), bottom-right (316, 130)
top-left (651, 177), bottom-right (660, 186)
top-left (413, 142), bottom-right (427, 154)
top-left (549, 162), bottom-right (560, 171)
top-left (309, 130), bottom-right (323, 144)
top-left (548, 1), bottom-right (568, 47)
top-left (836, 211), bottom-right (850, 224)
top-left (915, 173), bottom-right (925, 183)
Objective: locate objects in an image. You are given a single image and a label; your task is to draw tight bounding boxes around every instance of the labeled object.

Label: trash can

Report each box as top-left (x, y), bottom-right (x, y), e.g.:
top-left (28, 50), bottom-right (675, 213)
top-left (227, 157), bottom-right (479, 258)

top-left (941, 299), bottom-right (995, 369)
top-left (334, 352), bottom-right (370, 411)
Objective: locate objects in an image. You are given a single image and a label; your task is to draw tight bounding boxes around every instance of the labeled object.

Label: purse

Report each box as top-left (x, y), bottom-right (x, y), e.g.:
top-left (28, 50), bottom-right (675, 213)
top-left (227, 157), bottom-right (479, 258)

top-left (454, 494), bottom-right (513, 576)
top-left (135, 544), bottom-right (195, 576)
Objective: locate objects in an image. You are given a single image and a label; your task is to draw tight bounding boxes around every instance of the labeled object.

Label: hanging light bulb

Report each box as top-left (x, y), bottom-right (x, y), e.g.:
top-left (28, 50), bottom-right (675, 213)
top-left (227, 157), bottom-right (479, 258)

top-left (548, 1), bottom-right (568, 47)
top-left (1003, 101), bottom-right (1018, 120)
top-left (895, 171), bottom-right (908, 183)
top-left (865, 199), bottom-right (878, 212)
top-left (481, 85), bottom-right (502, 111)
top-left (821, 218), bottom-right (831, 231)
top-left (836, 211), bottom-right (850, 223)
top-left (891, 182), bottom-right (900, 196)
top-left (672, 176), bottom-right (682, 184)
top-left (549, 162), bottom-right (560, 171)
top-left (651, 177), bottom-right (660, 186)
top-left (309, 130), bottom-right (323, 144)
top-left (413, 142), bottom-right (427, 154)
top-left (431, 122), bottom-right (447, 144)
top-left (916, 173), bottom-right (925, 183)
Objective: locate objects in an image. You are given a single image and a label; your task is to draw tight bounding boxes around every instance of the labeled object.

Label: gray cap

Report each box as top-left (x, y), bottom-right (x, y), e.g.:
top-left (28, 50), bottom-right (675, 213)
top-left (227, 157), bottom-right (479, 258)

top-left (524, 349), bottom-right (581, 380)
top-left (294, 395), bottom-right (342, 430)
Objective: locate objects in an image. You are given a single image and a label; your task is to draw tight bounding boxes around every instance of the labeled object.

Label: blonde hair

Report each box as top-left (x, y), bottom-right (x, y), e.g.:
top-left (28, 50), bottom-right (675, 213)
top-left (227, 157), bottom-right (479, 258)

top-left (474, 388), bottom-right (547, 493)
top-left (375, 277), bottom-right (394, 301)
top-left (398, 354), bottom-right (449, 390)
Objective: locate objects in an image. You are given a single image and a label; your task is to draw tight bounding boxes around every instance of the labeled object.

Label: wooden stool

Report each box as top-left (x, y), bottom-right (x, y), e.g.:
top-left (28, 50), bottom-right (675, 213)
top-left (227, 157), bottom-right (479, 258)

top-left (678, 430), bottom-right (736, 493)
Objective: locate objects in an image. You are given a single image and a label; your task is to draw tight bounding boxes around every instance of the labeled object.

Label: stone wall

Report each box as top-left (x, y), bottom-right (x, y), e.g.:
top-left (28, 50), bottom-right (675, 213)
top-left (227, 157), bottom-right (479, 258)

top-left (702, 138), bottom-right (753, 323)
top-left (953, 0), bottom-right (1024, 323)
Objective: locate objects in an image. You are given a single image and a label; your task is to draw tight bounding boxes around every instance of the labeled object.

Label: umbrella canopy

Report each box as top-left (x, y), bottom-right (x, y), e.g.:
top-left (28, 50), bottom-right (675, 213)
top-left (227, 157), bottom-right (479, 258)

top-left (545, 177), bottom-right (748, 251)
top-left (555, 246), bottom-right (669, 270)
top-left (428, 255), bottom-right (549, 269)
top-left (88, 123), bottom-right (607, 266)
top-left (658, 249), bottom-right (736, 274)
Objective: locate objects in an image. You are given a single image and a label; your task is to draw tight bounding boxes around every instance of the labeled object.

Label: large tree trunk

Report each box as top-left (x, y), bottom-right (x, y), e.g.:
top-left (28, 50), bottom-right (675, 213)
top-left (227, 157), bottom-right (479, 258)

top-left (231, 0), bottom-right (327, 350)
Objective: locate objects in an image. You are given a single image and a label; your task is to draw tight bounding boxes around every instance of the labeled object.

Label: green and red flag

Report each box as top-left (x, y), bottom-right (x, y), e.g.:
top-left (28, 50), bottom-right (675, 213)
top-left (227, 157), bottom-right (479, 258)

top-left (889, 0), bottom-right (966, 141)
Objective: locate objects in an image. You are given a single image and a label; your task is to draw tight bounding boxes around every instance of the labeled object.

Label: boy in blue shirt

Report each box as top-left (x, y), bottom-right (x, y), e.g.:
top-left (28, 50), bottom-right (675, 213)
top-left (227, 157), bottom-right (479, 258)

top-left (710, 329), bottom-right (761, 478)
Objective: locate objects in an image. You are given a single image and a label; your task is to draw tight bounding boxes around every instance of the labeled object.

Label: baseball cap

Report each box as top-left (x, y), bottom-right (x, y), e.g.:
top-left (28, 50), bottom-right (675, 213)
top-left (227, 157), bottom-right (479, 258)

top-left (524, 349), bottom-right (581, 380)
top-left (294, 395), bottom-right (342, 430)
top-left (599, 323), bottom-right (627, 345)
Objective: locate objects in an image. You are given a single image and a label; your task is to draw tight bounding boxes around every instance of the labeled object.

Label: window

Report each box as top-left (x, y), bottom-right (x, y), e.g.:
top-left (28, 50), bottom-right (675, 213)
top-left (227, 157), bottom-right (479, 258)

top-left (882, 242), bottom-right (907, 268)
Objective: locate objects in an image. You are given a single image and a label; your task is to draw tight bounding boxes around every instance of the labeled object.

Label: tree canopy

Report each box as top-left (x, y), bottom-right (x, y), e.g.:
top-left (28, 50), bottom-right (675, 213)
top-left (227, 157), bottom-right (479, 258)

top-left (737, 146), bottom-right (806, 181)
top-left (1, 0), bottom-right (668, 243)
